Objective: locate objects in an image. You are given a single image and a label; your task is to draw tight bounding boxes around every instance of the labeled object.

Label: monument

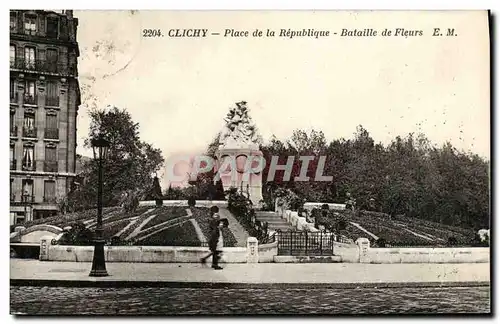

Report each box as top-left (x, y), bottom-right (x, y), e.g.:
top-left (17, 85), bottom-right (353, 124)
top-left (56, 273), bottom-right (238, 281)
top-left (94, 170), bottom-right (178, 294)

top-left (215, 101), bottom-right (264, 206)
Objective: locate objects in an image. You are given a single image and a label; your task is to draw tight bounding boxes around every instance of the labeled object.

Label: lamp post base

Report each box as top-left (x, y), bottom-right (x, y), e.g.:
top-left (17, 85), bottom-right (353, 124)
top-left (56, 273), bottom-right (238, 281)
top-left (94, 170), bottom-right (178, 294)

top-left (89, 239), bottom-right (108, 277)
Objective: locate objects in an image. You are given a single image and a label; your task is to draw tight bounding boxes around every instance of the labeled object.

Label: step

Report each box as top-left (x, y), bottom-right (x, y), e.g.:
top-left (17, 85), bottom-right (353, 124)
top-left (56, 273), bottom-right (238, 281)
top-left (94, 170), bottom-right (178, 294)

top-left (273, 255), bottom-right (342, 263)
top-left (259, 219), bottom-right (289, 224)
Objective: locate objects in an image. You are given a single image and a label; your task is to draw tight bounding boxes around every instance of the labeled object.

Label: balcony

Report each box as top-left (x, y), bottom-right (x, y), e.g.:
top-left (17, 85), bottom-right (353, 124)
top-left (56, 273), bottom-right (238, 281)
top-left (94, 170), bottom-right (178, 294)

top-left (44, 128), bottom-right (59, 140)
top-left (23, 93), bottom-right (37, 105)
top-left (10, 92), bottom-right (18, 104)
top-left (21, 195), bottom-right (35, 203)
top-left (12, 58), bottom-right (65, 74)
top-left (22, 161), bottom-right (36, 171)
top-left (10, 159), bottom-right (17, 171)
top-left (10, 126), bottom-right (18, 137)
top-left (22, 127), bottom-right (37, 138)
top-left (24, 29), bottom-right (37, 36)
top-left (43, 196), bottom-right (57, 203)
top-left (44, 161), bottom-right (58, 172)
top-left (45, 96), bottom-right (60, 107)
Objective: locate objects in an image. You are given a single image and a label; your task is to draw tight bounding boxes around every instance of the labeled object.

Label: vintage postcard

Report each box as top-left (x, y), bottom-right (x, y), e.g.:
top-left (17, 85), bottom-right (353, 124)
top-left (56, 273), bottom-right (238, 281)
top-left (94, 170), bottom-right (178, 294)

top-left (9, 10), bottom-right (490, 315)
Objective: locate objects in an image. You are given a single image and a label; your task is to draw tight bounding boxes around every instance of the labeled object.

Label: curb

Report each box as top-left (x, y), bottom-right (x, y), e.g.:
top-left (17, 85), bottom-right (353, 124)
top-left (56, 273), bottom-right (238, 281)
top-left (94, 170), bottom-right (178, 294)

top-left (10, 279), bottom-right (491, 289)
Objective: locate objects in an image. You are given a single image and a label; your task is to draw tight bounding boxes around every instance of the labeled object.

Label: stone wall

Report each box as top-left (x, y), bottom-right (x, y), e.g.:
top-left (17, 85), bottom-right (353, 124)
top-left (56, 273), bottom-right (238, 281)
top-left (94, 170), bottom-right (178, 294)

top-left (40, 235), bottom-right (278, 263)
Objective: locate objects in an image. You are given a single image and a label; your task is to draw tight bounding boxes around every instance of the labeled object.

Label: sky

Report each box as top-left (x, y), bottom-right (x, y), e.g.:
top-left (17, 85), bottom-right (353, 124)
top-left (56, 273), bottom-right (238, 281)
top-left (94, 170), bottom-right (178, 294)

top-left (74, 10), bottom-right (490, 187)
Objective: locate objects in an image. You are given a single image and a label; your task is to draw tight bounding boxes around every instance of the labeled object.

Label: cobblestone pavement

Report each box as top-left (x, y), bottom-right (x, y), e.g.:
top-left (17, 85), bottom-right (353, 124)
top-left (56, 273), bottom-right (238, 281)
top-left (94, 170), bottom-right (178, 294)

top-left (10, 286), bottom-right (490, 315)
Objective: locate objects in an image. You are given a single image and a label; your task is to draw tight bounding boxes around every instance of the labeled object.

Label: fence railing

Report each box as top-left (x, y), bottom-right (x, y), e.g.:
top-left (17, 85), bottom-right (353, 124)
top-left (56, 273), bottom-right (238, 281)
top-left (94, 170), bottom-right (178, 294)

top-left (276, 230), bottom-right (335, 256)
top-left (12, 58), bottom-right (67, 74)
top-left (23, 93), bottom-right (37, 105)
top-left (10, 126), bottom-right (18, 137)
top-left (23, 127), bottom-right (37, 138)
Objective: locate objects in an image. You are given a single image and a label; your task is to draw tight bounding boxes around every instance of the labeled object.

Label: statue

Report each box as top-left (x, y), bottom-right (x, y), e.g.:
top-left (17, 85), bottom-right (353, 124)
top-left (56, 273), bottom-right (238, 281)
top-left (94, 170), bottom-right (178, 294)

top-left (219, 101), bottom-right (260, 149)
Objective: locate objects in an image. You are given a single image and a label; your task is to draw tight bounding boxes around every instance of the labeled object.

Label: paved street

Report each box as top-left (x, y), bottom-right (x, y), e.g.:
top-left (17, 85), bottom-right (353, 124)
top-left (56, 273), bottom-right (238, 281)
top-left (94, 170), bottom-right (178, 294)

top-left (10, 259), bottom-right (490, 285)
top-left (10, 285), bottom-right (490, 315)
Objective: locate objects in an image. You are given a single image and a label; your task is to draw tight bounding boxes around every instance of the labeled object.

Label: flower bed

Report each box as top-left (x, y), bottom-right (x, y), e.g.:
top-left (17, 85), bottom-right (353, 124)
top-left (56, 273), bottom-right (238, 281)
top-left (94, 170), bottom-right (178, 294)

top-left (136, 221), bottom-right (201, 246)
top-left (140, 206), bottom-right (188, 230)
top-left (190, 207), bottom-right (237, 247)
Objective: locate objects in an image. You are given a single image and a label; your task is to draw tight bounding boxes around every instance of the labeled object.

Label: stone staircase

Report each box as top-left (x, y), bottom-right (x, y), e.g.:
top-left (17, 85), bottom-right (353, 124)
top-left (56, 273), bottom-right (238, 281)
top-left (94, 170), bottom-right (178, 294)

top-left (255, 211), bottom-right (294, 231)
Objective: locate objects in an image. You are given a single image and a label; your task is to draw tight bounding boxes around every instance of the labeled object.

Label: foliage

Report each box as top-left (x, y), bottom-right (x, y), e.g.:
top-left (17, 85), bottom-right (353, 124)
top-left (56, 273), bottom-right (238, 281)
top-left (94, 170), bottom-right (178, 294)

top-left (55, 221), bottom-right (94, 246)
top-left (260, 126), bottom-right (489, 230)
top-left (68, 107), bottom-right (164, 210)
top-left (187, 196), bottom-right (196, 207)
top-left (227, 187), bottom-right (269, 243)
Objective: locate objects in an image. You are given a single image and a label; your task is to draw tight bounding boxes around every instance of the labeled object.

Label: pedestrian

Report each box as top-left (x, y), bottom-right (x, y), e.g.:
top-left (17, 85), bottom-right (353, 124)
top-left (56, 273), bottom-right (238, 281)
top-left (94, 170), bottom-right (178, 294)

top-left (200, 206), bottom-right (221, 267)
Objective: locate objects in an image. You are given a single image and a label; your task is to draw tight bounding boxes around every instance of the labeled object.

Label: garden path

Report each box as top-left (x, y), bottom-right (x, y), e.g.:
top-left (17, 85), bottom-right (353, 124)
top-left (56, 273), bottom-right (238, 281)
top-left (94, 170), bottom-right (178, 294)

top-left (219, 208), bottom-right (249, 247)
top-left (349, 222), bottom-right (378, 240)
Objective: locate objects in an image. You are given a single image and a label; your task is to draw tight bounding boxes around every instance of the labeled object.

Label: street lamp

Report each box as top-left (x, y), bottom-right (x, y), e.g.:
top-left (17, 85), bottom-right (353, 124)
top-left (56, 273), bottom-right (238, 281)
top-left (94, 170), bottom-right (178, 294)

top-left (89, 134), bottom-right (110, 277)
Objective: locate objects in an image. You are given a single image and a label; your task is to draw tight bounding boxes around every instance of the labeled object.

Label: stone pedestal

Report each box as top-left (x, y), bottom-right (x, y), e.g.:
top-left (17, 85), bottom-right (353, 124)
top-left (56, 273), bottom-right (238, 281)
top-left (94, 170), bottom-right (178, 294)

top-left (356, 237), bottom-right (371, 263)
top-left (246, 237), bottom-right (259, 263)
top-left (39, 235), bottom-right (53, 261)
top-left (216, 147), bottom-right (263, 206)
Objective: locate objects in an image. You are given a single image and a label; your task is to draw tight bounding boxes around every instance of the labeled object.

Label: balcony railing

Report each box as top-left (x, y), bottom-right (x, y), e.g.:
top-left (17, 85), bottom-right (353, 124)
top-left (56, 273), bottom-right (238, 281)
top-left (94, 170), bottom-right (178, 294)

top-left (24, 29), bottom-right (37, 36)
top-left (43, 196), bottom-right (57, 203)
top-left (44, 128), bottom-right (59, 140)
top-left (12, 58), bottom-right (65, 74)
top-left (22, 162), bottom-right (36, 171)
top-left (22, 127), bottom-right (37, 138)
top-left (21, 195), bottom-right (35, 203)
top-left (10, 125), bottom-right (18, 137)
top-left (10, 193), bottom-right (15, 202)
top-left (44, 161), bottom-right (58, 172)
top-left (23, 93), bottom-right (37, 105)
top-left (45, 96), bottom-right (60, 107)
top-left (10, 159), bottom-right (17, 171)
top-left (10, 92), bottom-right (18, 103)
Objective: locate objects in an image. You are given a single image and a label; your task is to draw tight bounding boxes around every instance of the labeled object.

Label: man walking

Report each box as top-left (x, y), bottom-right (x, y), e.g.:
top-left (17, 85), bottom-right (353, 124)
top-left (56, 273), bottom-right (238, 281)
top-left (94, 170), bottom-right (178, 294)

top-left (200, 206), bottom-right (223, 269)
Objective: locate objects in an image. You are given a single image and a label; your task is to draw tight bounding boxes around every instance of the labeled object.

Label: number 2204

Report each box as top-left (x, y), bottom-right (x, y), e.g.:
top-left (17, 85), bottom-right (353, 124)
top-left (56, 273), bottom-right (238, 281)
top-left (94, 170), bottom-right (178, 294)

top-left (143, 29), bottom-right (163, 37)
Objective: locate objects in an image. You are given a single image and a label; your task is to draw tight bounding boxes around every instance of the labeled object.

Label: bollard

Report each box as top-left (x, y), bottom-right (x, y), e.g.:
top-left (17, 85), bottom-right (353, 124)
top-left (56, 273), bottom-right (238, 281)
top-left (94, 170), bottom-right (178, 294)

top-left (356, 238), bottom-right (370, 263)
top-left (246, 237), bottom-right (259, 263)
top-left (39, 235), bottom-right (53, 261)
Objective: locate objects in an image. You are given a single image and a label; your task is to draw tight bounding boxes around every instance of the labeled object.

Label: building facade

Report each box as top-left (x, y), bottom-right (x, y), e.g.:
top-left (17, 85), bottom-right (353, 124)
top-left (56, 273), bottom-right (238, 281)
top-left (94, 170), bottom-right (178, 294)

top-left (10, 10), bottom-right (81, 225)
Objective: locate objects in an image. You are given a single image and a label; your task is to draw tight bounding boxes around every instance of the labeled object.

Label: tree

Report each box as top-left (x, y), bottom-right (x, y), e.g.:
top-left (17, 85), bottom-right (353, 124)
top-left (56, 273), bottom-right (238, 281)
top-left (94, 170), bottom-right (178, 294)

top-left (68, 107), bottom-right (164, 209)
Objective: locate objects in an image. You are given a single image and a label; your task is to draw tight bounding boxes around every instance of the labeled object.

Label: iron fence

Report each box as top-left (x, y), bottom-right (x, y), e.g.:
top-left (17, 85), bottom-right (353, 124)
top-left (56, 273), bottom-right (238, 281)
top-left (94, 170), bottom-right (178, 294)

top-left (276, 230), bottom-right (335, 256)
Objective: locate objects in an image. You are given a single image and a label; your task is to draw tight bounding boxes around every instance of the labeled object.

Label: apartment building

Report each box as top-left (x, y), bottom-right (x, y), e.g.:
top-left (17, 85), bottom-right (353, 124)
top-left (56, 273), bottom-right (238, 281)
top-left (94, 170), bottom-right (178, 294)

top-left (10, 10), bottom-right (81, 225)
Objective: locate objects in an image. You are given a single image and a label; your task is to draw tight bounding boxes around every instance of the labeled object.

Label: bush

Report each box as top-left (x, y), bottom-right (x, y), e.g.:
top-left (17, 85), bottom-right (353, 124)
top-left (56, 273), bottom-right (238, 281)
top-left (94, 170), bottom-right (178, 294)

top-left (447, 236), bottom-right (458, 246)
top-left (187, 196), bottom-right (196, 207)
top-left (55, 221), bottom-right (94, 246)
top-left (375, 238), bottom-right (386, 247)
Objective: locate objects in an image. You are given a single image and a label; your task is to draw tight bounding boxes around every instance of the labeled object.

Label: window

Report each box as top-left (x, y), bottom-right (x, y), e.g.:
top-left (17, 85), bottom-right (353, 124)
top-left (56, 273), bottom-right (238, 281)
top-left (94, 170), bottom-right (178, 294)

top-left (24, 80), bottom-right (36, 104)
top-left (10, 79), bottom-right (17, 102)
top-left (10, 179), bottom-right (14, 201)
top-left (24, 15), bottom-right (36, 34)
top-left (10, 113), bottom-right (16, 136)
top-left (47, 17), bottom-right (59, 38)
top-left (10, 146), bottom-right (15, 170)
top-left (10, 12), bottom-right (17, 30)
top-left (46, 81), bottom-right (59, 106)
top-left (10, 45), bottom-right (16, 67)
top-left (45, 113), bottom-right (58, 139)
top-left (45, 146), bottom-right (57, 161)
top-left (22, 146), bottom-right (35, 170)
top-left (23, 112), bottom-right (36, 138)
top-left (22, 179), bottom-right (34, 200)
top-left (46, 49), bottom-right (58, 73)
top-left (44, 180), bottom-right (56, 202)
top-left (24, 47), bottom-right (35, 69)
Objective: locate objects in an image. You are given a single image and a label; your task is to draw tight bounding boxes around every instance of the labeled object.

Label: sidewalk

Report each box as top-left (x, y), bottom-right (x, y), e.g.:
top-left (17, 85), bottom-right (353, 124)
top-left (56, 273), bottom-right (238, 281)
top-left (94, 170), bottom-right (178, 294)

top-left (10, 259), bottom-right (490, 288)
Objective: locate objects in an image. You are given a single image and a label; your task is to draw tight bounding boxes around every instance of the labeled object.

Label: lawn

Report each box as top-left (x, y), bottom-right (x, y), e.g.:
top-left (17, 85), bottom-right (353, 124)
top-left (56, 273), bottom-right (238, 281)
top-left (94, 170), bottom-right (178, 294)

top-left (140, 206), bottom-right (188, 230)
top-left (137, 220), bottom-right (201, 246)
top-left (190, 207), bottom-right (238, 247)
